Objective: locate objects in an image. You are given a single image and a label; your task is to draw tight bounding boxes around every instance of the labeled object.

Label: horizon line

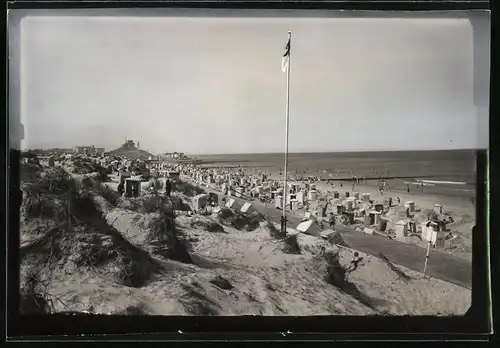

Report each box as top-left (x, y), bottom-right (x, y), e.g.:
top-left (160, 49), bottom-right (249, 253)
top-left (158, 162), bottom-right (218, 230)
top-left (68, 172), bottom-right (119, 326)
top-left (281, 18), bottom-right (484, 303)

top-left (187, 148), bottom-right (480, 156)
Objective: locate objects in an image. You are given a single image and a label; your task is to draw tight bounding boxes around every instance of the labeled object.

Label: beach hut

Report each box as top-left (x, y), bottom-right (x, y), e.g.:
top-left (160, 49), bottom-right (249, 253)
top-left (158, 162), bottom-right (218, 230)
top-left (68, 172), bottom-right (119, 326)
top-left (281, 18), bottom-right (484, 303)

top-left (404, 201), bottom-right (416, 214)
top-left (345, 197), bottom-right (356, 211)
top-left (240, 202), bottom-right (256, 214)
top-left (353, 192), bottom-right (360, 199)
top-left (367, 211), bottom-right (381, 225)
top-left (421, 220), bottom-right (439, 243)
top-left (336, 204), bottom-right (345, 214)
top-left (345, 200), bottom-right (354, 211)
top-left (193, 193), bottom-right (209, 211)
top-left (119, 172), bottom-right (131, 184)
top-left (379, 218), bottom-right (388, 232)
top-left (421, 221), bottom-right (432, 242)
top-left (361, 193), bottom-right (371, 202)
top-left (333, 191), bottom-right (340, 199)
top-left (296, 220), bottom-right (322, 237)
top-left (124, 178), bottom-right (141, 198)
top-left (344, 191), bottom-right (350, 198)
top-left (296, 191), bottom-right (305, 204)
top-left (374, 203), bottom-right (384, 212)
top-left (435, 231), bottom-right (446, 249)
top-left (346, 212), bottom-right (355, 224)
top-left (290, 199), bottom-right (299, 211)
top-left (434, 204), bottom-right (443, 215)
top-left (395, 219), bottom-right (411, 240)
top-left (308, 190), bottom-right (318, 201)
top-left (275, 196), bottom-right (283, 209)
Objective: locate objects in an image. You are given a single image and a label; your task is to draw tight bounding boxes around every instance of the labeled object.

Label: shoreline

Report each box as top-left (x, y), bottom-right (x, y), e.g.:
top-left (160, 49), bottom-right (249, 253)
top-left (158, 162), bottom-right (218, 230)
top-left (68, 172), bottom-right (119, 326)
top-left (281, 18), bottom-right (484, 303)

top-left (265, 172), bottom-right (475, 201)
top-left (192, 162), bottom-right (475, 201)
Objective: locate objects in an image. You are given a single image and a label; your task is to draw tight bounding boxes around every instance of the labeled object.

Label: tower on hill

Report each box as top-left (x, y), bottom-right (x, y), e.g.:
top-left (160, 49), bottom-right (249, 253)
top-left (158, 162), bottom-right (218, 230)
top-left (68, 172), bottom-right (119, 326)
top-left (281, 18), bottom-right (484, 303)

top-left (124, 140), bottom-right (136, 149)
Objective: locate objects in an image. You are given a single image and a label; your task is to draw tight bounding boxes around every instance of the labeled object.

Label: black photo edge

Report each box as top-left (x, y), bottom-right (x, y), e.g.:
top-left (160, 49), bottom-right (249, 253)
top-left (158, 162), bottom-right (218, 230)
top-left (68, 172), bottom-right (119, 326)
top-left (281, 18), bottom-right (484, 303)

top-left (4, 0), bottom-right (494, 341)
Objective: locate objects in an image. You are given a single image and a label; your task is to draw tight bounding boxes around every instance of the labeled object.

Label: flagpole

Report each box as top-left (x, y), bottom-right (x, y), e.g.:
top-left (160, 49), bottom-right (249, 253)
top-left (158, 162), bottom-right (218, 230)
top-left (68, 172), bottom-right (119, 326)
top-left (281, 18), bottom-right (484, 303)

top-left (283, 31), bottom-right (291, 230)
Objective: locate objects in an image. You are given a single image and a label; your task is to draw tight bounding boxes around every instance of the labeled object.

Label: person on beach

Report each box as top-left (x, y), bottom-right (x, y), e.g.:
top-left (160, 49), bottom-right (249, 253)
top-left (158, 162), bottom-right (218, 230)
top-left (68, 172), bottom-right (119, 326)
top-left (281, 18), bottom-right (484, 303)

top-left (329, 213), bottom-right (336, 228)
top-left (346, 252), bottom-right (363, 274)
top-left (389, 197), bottom-right (393, 207)
top-left (407, 184), bottom-right (410, 193)
top-left (165, 179), bottom-right (172, 197)
top-left (397, 196), bottom-right (401, 205)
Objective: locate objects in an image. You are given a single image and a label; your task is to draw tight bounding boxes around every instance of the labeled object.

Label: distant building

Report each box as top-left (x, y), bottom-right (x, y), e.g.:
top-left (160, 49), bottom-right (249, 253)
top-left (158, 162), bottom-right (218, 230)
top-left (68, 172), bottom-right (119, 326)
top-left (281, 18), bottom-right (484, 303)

top-left (75, 146), bottom-right (94, 155)
top-left (160, 151), bottom-right (188, 160)
top-left (124, 140), bottom-right (136, 149)
top-left (74, 145), bottom-right (105, 155)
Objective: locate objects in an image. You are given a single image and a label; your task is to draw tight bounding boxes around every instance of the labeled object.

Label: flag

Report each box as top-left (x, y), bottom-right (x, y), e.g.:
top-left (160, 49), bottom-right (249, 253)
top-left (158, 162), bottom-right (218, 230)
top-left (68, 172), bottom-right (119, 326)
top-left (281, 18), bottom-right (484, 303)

top-left (281, 37), bottom-right (290, 72)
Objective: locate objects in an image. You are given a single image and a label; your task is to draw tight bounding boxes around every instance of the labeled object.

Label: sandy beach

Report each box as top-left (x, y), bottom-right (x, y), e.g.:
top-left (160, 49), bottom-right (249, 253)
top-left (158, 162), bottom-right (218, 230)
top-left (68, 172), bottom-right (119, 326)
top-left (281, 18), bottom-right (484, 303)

top-left (18, 154), bottom-right (472, 316)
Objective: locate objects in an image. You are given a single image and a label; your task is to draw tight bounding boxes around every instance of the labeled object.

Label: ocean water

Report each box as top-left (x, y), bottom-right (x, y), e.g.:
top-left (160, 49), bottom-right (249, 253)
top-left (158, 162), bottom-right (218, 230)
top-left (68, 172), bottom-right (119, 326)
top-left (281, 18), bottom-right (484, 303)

top-left (195, 150), bottom-right (478, 198)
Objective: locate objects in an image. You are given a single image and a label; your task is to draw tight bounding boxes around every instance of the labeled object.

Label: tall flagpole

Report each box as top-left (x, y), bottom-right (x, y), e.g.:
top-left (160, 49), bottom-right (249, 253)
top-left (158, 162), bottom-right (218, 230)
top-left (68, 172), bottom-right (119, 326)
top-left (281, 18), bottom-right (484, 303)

top-left (283, 31), bottom-right (291, 229)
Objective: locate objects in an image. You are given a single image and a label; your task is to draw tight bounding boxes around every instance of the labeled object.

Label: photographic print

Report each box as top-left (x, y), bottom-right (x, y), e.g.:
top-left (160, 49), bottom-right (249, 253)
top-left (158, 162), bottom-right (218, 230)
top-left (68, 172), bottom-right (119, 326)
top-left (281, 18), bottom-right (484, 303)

top-left (10, 9), bottom-right (489, 317)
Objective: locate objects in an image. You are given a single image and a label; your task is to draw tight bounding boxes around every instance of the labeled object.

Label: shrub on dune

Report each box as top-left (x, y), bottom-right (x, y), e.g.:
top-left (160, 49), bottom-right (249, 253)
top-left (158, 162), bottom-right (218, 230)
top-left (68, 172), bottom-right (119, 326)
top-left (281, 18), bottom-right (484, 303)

top-left (175, 180), bottom-right (206, 197)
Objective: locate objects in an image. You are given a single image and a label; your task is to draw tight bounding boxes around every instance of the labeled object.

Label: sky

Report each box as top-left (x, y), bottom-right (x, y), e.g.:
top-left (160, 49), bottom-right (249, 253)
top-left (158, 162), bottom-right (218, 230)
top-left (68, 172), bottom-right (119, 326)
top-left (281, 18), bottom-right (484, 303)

top-left (10, 10), bottom-right (490, 154)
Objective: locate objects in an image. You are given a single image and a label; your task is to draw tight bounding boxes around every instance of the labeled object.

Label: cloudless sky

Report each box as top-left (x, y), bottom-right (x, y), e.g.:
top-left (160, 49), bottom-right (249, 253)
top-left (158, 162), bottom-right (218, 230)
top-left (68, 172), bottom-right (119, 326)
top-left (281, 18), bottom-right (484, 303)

top-left (13, 11), bottom-right (490, 154)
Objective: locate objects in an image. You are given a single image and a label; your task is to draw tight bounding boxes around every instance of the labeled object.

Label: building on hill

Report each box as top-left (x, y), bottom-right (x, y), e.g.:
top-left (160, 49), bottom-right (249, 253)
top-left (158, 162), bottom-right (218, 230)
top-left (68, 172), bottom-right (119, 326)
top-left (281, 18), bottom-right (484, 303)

top-left (108, 140), bottom-right (152, 159)
top-left (124, 140), bottom-right (136, 149)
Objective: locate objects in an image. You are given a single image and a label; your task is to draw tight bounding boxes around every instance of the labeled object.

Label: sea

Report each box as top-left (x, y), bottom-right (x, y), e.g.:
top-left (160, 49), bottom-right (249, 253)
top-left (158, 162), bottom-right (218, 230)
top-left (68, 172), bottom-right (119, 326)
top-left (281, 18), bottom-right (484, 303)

top-left (194, 150), bottom-right (479, 199)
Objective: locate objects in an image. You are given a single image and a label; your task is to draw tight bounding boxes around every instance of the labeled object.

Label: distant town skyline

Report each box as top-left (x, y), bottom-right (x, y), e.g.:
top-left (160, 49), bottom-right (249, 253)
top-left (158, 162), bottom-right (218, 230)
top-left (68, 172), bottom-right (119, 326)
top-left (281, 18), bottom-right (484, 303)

top-left (9, 10), bottom-right (490, 154)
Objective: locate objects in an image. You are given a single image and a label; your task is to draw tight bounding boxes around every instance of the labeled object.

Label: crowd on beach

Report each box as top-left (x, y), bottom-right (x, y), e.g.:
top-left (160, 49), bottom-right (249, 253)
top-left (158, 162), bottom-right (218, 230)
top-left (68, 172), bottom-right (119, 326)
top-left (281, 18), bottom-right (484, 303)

top-left (38, 153), bottom-right (413, 219)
